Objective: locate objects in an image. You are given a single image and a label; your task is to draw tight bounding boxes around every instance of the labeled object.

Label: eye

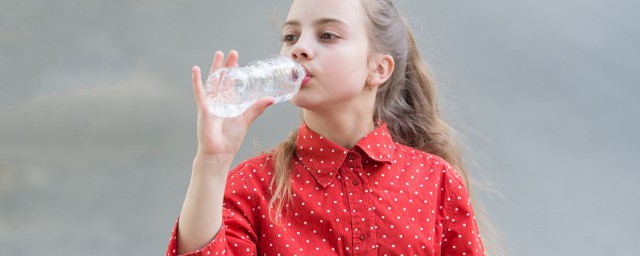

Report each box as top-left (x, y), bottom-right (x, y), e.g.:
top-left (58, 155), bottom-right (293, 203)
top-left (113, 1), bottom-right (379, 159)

top-left (320, 32), bottom-right (337, 41)
top-left (282, 34), bottom-right (298, 43)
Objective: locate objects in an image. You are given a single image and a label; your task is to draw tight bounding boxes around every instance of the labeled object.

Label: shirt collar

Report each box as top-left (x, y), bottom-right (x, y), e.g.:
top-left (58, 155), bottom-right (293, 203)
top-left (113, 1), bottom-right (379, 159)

top-left (294, 121), bottom-right (396, 188)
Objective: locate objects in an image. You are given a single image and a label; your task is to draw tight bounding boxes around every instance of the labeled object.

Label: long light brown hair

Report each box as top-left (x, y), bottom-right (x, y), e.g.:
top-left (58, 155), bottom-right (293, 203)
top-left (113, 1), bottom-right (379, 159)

top-left (264, 0), bottom-right (506, 255)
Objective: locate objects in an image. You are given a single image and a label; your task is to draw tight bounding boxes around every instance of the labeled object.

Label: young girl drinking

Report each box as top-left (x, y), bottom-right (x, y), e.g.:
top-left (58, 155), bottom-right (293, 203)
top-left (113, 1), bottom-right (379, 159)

top-left (167, 0), bottom-right (489, 255)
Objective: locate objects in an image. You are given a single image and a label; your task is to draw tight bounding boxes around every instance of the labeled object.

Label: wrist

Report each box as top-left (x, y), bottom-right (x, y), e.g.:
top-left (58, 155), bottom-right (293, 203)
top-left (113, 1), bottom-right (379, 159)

top-left (192, 153), bottom-right (234, 179)
top-left (194, 152), bottom-right (234, 164)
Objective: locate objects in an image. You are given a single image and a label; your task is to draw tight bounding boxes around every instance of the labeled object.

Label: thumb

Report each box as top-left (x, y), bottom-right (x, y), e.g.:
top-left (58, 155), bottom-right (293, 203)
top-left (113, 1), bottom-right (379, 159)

top-left (243, 97), bottom-right (277, 125)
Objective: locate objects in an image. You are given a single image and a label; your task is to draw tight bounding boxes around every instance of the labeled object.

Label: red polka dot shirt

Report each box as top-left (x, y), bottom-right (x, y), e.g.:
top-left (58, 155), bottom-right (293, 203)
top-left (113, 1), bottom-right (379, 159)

top-left (166, 122), bottom-right (485, 256)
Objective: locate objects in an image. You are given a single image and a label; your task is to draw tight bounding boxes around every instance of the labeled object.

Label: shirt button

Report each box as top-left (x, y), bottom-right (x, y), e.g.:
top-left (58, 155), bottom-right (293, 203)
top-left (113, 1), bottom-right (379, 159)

top-left (352, 179), bottom-right (359, 186)
top-left (360, 233), bottom-right (368, 240)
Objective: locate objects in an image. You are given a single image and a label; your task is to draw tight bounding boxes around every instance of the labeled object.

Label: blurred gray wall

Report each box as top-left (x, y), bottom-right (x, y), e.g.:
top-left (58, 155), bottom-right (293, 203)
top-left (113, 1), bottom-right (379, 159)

top-left (1, 0), bottom-right (638, 255)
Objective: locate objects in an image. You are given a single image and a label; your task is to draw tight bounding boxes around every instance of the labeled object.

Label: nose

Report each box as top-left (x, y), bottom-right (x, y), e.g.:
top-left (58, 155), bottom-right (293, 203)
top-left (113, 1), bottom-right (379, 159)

top-left (290, 37), bottom-right (314, 61)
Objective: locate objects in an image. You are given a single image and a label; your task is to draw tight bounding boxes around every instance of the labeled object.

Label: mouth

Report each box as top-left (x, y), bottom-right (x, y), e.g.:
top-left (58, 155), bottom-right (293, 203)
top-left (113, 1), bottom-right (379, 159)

top-left (301, 65), bottom-right (312, 87)
top-left (302, 65), bottom-right (313, 78)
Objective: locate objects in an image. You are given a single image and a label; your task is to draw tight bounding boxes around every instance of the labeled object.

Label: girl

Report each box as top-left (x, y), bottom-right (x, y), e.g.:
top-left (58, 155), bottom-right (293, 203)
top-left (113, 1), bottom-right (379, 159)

top-left (167, 0), bottom-right (493, 255)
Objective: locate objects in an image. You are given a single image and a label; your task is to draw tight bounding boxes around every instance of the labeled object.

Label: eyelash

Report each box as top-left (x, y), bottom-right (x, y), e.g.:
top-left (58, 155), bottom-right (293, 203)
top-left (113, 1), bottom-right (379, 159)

top-left (281, 32), bottom-right (338, 44)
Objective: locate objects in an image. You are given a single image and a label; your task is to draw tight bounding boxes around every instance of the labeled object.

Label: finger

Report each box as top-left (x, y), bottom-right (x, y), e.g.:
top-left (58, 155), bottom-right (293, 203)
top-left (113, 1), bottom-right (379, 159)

top-left (208, 51), bottom-right (224, 76)
top-left (192, 66), bottom-right (205, 109)
top-left (224, 50), bottom-right (238, 68)
top-left (243, 97), bottom-right (276, 126)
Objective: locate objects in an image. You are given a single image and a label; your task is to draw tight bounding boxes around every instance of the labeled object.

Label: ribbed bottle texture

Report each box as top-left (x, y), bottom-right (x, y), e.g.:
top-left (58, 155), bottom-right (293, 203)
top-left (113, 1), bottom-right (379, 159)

top-left (203, 55), bottom-right (305, 118)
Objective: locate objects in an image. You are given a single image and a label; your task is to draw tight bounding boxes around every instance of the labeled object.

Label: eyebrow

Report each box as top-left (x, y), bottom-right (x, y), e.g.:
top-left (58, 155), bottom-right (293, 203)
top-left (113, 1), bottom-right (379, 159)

top-left (283, 18), bottom-right (349, 29)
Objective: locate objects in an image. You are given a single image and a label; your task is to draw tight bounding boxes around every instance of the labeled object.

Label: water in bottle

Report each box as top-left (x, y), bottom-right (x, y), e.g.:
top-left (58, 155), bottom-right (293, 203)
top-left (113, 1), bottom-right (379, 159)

top-left (203, 55), bottom-right (306, 118)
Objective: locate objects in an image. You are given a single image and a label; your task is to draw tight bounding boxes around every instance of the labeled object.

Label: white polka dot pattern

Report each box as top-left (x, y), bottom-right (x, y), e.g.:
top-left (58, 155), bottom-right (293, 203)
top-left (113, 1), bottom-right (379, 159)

top-left (166, 122), bottom-right (485, 256)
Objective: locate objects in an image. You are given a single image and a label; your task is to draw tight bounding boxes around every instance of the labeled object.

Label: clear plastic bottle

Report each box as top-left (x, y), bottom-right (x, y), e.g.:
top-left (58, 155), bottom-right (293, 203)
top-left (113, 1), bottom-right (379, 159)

top-left (203, 55), bottom-right (305, 118)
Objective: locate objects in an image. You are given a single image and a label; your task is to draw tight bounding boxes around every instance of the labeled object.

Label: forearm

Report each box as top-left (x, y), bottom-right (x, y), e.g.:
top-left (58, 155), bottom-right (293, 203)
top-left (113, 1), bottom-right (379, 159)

top-left (177, 154), bottom-right (233, 255)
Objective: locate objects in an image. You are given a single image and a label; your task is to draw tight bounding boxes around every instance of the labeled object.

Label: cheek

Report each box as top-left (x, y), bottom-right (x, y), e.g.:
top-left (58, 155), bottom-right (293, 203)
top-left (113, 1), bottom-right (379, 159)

top-left (325, 55), bottom-right (368, 90)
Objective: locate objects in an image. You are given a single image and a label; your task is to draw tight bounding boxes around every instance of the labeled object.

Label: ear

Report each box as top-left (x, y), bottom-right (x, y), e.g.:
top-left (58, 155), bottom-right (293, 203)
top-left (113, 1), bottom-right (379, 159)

top-left (367, 54), bottom-right (395, 88)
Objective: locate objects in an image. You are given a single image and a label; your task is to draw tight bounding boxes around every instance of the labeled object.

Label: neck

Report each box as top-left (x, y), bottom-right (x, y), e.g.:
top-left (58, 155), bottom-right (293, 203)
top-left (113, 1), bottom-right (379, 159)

top-left (303, 109), bottom-right (376, 149)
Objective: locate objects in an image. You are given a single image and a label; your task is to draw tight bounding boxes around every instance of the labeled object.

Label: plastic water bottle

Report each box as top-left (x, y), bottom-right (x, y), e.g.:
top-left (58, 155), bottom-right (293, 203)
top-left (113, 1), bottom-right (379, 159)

top-left (203, 55), bottom-right (305, 118)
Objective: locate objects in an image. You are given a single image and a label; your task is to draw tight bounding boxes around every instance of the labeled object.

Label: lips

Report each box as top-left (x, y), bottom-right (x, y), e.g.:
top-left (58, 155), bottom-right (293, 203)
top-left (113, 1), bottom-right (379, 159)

top-left (302, 65), bottom-right (313, 77)
top-left (301, 65), bottom-right (312, 87)
top-left (301, 76), bottom-right (311, 87)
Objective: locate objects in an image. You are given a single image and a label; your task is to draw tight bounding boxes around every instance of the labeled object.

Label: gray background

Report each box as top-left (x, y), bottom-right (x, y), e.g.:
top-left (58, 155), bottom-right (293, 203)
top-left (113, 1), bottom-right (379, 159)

top-left (1, 0), bottom-right (638, 255)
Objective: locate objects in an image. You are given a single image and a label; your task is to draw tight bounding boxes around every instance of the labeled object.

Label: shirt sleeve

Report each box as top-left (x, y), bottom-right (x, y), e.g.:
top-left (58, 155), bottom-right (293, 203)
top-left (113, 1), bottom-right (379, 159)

top-left (438, 161), bottom-right (486, 256)
top-left (165, 161), bottom-right (262, 256)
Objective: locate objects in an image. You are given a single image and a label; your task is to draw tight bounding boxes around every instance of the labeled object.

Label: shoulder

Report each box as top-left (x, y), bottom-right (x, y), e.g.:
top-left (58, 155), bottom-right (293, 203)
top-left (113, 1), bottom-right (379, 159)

top-left (227, 152), bottom-right (276, 178)
top-left (225, 152), bottom-right (277, 193)
top-left (393, 142), bottom-right (465, 186)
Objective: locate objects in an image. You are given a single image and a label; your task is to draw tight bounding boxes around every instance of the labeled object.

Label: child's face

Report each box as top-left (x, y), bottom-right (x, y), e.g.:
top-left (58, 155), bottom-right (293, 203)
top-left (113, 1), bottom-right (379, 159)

top-left (280, 0), bottom-right (375, 112)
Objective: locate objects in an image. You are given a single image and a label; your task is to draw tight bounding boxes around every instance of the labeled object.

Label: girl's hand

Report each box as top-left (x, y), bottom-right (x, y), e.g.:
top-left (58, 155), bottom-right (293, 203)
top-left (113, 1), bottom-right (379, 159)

top-left (192, 50), bottom-right (276, 160)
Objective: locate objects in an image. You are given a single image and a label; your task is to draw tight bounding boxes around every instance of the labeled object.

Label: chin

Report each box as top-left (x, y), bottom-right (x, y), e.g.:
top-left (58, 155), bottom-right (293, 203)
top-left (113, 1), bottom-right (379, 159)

top-left (291, 93), bottom-right (322, 111)
top-left (290, 94), bottom-right (310, 108)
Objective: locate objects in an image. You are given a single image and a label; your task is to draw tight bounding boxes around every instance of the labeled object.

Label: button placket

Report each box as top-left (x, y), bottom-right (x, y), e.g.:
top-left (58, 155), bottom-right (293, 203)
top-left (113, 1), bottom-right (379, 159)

top-left (342, 150), bottom-right (376, 255)
top-left (346, 151), bottom-right (365, 185)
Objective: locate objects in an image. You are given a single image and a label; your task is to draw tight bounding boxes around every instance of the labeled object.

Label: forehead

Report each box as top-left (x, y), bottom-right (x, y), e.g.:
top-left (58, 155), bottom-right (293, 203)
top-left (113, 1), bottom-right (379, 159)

top-left (285, 0), bottom-right (367, 29)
